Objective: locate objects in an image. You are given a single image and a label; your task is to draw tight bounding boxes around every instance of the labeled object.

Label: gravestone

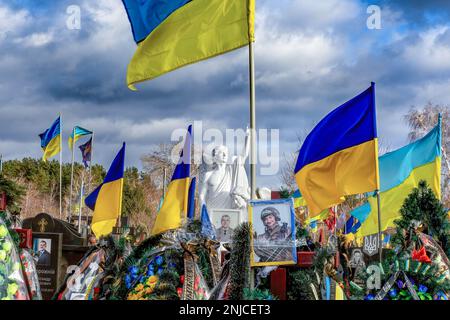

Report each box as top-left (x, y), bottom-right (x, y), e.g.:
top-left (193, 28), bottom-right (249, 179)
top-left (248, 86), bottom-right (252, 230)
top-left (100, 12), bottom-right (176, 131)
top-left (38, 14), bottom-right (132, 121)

top-left (32, 232), bottom-right (63, 299)
top-left (23, 213), bottom-right (90, 299)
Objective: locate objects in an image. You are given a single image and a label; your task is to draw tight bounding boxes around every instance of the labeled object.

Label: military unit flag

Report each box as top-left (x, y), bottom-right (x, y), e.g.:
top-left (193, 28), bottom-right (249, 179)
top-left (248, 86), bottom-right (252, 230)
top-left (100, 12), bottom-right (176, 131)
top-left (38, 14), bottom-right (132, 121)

top-left (79, 137), bottom-right (93, 168)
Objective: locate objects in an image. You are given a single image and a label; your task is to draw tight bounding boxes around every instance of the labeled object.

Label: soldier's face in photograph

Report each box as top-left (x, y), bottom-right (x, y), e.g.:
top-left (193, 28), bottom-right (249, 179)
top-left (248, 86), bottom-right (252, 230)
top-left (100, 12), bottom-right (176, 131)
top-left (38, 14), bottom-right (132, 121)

top-left (221, 215), bottom-right (230, 228)
top-left (263, 214), bottom-right (277, 229)
top-left (39, 241), bottom-right (47, 251)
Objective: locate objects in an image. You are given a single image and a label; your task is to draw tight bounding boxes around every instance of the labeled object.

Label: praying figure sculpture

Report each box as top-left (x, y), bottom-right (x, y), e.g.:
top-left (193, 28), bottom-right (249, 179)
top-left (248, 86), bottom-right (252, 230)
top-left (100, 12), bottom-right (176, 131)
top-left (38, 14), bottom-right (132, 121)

top-left (199, 130), bottom-right (250, 211)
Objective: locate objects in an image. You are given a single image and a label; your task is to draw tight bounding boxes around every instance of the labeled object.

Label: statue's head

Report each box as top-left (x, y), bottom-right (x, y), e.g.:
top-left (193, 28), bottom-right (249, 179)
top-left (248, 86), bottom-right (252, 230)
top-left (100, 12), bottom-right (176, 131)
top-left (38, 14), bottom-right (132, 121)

top-left (212, 145), bottom-right (228, 164)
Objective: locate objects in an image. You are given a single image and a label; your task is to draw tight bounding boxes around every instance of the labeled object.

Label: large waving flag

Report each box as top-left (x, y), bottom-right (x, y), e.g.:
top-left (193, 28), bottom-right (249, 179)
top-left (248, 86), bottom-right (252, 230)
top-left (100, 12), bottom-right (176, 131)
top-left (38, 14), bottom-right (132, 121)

top-left (151, 125), bottom-right (192, 235)
top-left (85, 143), bottom-right (126, 238)
top-left (354, 120), bottom-right (441, 237)
top-left (39, 116), bottom-right (61, 161)
top-left (123, 0), bottom-right (255, 89)
top-left (68, 126), bottom-right (92, 150)
top-left (294, 83), bottom-right (379, 218)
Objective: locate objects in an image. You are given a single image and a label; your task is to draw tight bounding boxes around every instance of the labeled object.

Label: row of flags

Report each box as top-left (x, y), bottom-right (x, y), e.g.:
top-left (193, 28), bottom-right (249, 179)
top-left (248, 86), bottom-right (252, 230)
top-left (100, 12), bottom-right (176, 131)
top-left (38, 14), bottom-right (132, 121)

top-left (39, 117), bottom-right (93, 168)
top-left (292, 83), bottom-right (442, 238)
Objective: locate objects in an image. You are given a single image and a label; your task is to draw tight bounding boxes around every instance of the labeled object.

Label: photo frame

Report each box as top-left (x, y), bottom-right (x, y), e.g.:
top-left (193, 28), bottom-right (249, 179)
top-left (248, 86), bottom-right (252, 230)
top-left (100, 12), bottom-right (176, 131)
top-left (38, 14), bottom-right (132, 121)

top-left (249, 198), bottom-right (297, 267)
top-left (209, 208), bottom-right (241, 243)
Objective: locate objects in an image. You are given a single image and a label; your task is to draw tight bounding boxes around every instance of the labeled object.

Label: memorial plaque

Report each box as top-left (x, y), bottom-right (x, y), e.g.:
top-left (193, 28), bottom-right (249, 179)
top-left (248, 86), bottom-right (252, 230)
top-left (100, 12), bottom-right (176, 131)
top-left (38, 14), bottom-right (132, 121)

top-left (32, 232), bottom-right (63, 300)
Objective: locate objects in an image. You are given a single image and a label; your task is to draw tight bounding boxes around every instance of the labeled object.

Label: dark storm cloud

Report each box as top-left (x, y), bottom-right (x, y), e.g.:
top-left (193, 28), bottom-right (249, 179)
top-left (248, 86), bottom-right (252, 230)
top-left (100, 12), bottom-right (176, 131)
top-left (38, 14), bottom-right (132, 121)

top-left (1, 0), bottom-right (450, 188)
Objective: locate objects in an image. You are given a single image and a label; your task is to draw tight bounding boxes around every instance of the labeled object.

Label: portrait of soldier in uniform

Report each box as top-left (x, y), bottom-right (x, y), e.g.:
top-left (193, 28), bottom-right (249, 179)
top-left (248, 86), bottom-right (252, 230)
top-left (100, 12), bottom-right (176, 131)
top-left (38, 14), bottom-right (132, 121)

top-left (215, 214), bottom-right (234, 243)
top-left (252, 203), bottom-right (296, 265)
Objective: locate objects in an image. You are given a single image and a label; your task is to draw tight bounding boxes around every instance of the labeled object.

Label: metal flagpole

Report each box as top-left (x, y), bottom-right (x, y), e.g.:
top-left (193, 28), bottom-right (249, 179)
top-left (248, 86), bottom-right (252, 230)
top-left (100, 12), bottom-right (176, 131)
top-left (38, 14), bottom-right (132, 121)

top-left (0, 154), bottom-right (2, 174)
top-left (376, 190), bottom-right (382, 263)
top-left (249, 42), bottom-right (257, 200)
top-left (89, 131), bottom-right (94, 192)
top-left (248, 41), bottom-right (257, 290)
top-left (78, 171), bottom-right (84, 233)
top-left (69, 127), bottom-right (76, 223)
top-left (59, 113), bottom-right (63, 220)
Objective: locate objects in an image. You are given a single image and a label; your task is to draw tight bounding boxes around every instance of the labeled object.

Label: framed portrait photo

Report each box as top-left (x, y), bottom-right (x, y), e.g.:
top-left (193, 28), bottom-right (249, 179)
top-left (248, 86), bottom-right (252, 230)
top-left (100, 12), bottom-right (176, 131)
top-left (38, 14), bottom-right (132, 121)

top-left (210, 209), bottom-right (241, 243)
top-left (249, 198), bottom-right (297, 267)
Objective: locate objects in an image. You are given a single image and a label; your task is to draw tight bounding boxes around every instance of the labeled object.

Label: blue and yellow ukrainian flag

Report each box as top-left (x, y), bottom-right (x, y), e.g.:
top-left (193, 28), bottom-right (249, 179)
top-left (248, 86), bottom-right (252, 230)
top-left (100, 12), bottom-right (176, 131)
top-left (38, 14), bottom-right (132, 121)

top-left (294, 83), bottom-right (379, 218)
top-left (68, 126), bottom-right (92, 150)
top-left (122, 0), bottom-right (255, 89)
top-left (292, 189), bottom-right (306, 208)
top-left (354, 119), bottom-right (441, 237)
top-left (151, 125), bottom-right (192, 235)
top-left (39, 116), bottom-right (61, 162)
top-left (85, 143), bottom-right (126, 238)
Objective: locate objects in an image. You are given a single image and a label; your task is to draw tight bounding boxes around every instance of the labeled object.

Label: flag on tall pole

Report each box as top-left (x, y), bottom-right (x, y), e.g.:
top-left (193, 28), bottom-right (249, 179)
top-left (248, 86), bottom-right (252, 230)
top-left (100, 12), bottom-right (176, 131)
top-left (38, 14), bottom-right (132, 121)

top-left (85, 143), bottom-right (126, 238)
top-left (68, 126), bottom-right (92, 150)
top-left (39, 116), bottom-right (61, 161)
top-left (122, 0), bottom-right (255, 89)
top-left (294, 83), bottom-right (380, 218)
top-left (352, 119), bottom-right (442, 237)
top-left (39, 115), bottom-right (63, 218)
top-left (151, 125), bottom-right (192, 235)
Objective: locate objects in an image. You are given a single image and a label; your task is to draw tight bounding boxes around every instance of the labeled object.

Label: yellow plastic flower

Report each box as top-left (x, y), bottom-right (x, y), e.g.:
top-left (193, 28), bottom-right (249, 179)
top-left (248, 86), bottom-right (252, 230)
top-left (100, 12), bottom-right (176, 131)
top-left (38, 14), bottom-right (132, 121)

top-left (135, 284), bottom-right (144, 291)
top-left (147, 275), bottom-right (158, 285)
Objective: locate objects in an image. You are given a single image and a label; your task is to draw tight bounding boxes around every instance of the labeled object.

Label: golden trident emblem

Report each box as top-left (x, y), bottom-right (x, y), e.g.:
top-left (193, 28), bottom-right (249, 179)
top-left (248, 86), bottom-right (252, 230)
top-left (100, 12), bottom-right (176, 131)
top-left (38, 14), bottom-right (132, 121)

top-left (38, 218), bottom-right (48, 232)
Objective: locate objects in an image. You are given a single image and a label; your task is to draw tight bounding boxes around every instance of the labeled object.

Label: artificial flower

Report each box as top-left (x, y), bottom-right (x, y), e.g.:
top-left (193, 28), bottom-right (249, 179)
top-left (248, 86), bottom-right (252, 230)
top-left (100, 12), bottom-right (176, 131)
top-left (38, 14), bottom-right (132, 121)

top-left (0, 225), bottom-right (8, 238)
top-left (412, 247), bottom-right (431, 263)
top-left (2, 241), bottom-right (12, 252)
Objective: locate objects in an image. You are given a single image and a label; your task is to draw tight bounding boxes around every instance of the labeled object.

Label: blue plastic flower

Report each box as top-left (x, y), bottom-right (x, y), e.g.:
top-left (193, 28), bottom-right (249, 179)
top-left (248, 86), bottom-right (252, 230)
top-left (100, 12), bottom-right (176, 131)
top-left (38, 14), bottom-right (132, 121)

top-left (157, 268), bottom-right (163, 275)
top-left (130, 266), bottom-right (139, 275)
top-left (397, 280), bottom-right (404, 288)
top-left (389, 289), bottom-right (398, 298)
top-left (146, 269), bottom-right (154, 277)
top-left (155, 255), bottom-right (164, 266)
top-left (418, 285), bottom-right (428, 293)
top-left (364, 294), bottom-right (375, 300)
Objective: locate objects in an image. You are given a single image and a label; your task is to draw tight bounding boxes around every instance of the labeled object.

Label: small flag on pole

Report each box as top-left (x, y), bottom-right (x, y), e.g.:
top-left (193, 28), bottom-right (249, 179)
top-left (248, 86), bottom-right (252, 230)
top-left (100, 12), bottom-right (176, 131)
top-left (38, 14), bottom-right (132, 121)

top-left (39, 116), bottom-right (61, 161)
top-left (200, 204), bottom-right (216, 240)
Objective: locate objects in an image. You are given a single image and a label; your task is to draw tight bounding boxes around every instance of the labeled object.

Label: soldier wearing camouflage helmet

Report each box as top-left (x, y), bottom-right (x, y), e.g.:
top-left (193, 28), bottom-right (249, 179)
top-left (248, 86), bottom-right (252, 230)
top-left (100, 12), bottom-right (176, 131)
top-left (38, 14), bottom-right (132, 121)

top-left (253, 206), bottom-right (294, 263)
top-left (257, 207), bottom-right (291, 241)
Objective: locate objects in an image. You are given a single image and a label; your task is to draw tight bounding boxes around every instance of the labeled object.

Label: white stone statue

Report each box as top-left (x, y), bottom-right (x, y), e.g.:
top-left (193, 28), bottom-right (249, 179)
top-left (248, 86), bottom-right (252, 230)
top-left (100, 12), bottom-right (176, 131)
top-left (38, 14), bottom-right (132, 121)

top-left (199, 130), bottom-right (250, 211)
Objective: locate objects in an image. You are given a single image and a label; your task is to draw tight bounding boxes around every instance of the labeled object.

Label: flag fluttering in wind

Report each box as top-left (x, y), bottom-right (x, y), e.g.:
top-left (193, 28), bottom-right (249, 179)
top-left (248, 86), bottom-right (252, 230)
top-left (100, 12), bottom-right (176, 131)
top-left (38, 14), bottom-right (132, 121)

top-left (79, 137), bottom-right (92, 168)
top-left (353, 119), bottom-right (441, 237)
top-left (151, 125), bottom-right (192, 235)
top-left (39, 116), bottom-right (61, 161)
top-left (294, 83), bottom-right (379, 218)
top-left (68, 126), bottom-right (92, 150)
top-left (122, 0), bottom-right (255, 89)
top-left (85, 143), bottom-right (126, 238)
top-left (292, 189), bottom-right (306, 208)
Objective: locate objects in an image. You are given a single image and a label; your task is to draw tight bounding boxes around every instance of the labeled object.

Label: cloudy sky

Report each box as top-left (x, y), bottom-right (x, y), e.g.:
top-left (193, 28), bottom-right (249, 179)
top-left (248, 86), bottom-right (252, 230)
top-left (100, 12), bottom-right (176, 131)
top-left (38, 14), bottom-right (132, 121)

top-left (1, 0), bottom-right (450, 188)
